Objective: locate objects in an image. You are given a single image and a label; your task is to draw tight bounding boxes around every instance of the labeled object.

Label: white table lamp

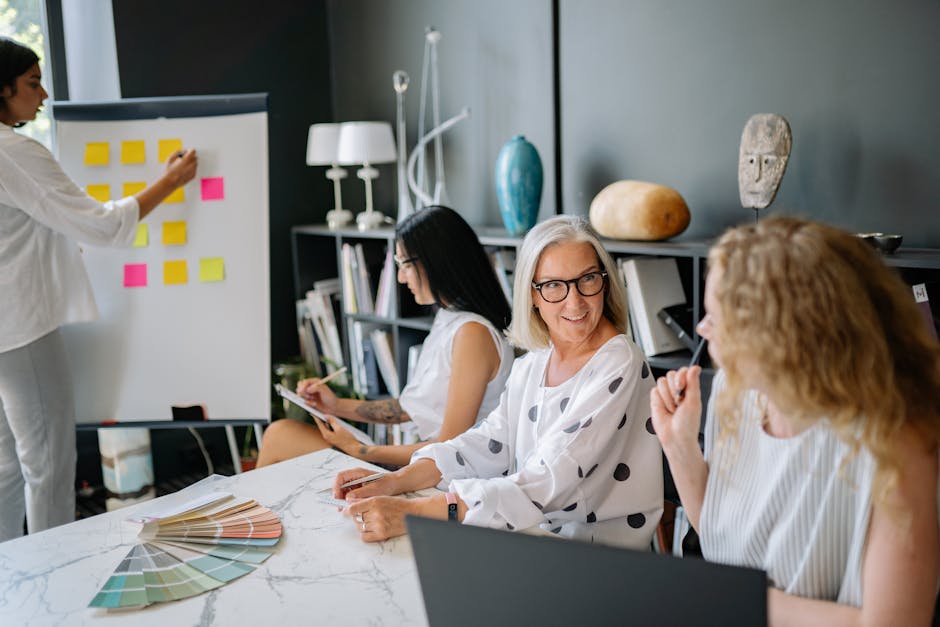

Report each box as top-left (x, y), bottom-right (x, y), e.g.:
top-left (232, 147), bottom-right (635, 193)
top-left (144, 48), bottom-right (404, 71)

top-left (307, 123), bottom-right (353, 229)
top-left (337, 121), bottom-right (397, 230)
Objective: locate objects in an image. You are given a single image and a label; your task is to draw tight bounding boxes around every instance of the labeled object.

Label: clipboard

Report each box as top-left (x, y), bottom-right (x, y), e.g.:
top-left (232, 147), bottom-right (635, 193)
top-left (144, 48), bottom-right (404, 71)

top-left (273, 384), bottom-right (374, 447)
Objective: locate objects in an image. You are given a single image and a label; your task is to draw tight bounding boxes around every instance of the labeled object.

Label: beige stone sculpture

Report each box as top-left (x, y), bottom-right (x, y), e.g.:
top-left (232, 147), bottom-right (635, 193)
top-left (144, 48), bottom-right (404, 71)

top-left (589, 180), bottom-right (691, 241)
top-left (738, 113), bottom-right (792, 209)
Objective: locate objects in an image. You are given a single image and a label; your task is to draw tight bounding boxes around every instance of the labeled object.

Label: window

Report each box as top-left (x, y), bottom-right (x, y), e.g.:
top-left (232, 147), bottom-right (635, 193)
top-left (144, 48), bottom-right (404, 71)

top-left (1, 0), bottom-right (52, 148)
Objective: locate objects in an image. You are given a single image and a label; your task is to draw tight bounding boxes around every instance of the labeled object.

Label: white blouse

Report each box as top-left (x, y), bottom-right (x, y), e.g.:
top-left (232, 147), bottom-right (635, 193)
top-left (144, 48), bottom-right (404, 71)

top-left (399, 308), bottom-right (513, 441)
top-left (0, 124), bottom-right (139, 353)
top-left (414, 334), bottom-right (663, 549)
top-left (700, 370), bottom-right (874, 606)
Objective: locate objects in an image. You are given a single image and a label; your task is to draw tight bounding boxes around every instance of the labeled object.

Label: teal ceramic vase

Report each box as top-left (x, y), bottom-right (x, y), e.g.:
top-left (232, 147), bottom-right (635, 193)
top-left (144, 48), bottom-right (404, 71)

top-left (495, 135), bottom-right (542, 236)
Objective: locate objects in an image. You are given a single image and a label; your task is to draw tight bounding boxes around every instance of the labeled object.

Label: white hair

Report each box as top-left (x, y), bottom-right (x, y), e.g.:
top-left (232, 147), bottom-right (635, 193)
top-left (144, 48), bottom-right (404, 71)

top-left (506, 215), bottom-right (628, 351)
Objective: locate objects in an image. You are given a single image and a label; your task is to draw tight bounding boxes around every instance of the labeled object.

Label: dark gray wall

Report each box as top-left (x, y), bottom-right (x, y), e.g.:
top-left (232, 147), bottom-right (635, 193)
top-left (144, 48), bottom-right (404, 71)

top-left (561, 0), bottom-right (940, 245)
top-left (327, 0), bottom-right (555, 227)
top-left (111, 0), bottom-right (333, 362)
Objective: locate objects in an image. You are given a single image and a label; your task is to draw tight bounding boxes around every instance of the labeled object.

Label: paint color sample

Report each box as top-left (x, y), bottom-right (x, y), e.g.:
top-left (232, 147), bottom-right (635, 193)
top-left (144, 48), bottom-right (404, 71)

top-left (84, 142), bottom-right (109, 166)
top-left (163, 260), bottom-right (187, 285)
top-left (87, 184), bottom-right (110, 202)
top-left (164, 187), bottom-right (185, 204)
top-left (133, 224), bottom-right (148, 248)
top-left (199, 257), bottom-right (225, 282)
top-left (89, 492), bottom-right (282, 610)
top-left (121, 140), bottom-right (146, 164)
top-left (123, 181), bottom-right (146, 197)
top-left (158, 138), bottom-right (183, 163)
top-left (201, 177), bottom-right (224, 201)
top-left (162, 221), bottom-right (187, 246)
top-left (124, 264), bottom-right (147, 287)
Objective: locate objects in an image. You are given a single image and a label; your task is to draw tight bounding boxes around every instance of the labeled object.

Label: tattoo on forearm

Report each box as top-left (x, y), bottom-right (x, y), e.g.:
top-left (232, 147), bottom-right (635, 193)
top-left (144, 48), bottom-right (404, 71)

top-left (358, 445), bottom-right (369, 457)
top-left (356, 399), bottom-right (406, 423)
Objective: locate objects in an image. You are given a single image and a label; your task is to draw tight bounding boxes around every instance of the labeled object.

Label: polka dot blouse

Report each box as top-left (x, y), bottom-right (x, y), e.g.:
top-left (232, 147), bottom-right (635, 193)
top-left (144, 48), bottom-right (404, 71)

top-left (413, 334), bottom-right (664, 549)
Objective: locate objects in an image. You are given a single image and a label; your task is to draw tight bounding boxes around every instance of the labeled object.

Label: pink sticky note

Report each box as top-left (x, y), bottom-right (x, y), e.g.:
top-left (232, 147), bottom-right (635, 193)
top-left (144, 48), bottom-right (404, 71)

top-left (123, 263), bottom-right (147, 287)
top-left (201, 177), bottom-right (224, 201)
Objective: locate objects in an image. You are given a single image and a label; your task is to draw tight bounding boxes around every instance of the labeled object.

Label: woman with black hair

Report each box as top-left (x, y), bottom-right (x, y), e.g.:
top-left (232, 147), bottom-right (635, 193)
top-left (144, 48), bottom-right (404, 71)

top-left (0, 39), bottom-right (197, 541)
top-left (257, 206), bottom-right (514, 468)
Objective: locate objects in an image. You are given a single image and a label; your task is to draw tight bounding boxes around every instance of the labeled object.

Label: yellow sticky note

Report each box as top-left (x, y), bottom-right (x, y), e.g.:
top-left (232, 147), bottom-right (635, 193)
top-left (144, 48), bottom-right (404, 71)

top-left (162, 221), bottom-right (187, 245)
top-left (133, 224), bottom-right (148, 248)
top-left (123, 181), bottom-right (146, 196)
top-left (121, 140), bottom-right (146, 164)
top-left (84, 142), bottom-right (109, 166)
top-left (158, 138), bottom-right (183, 163)
top-left (86, 184), bottom-right (110, 202)
top-left (163, 260), bottom-right (188, 285)
top-left (164, 187), bottom-right (185, 204)
top-left (199, 257), bottom-right (225, 282)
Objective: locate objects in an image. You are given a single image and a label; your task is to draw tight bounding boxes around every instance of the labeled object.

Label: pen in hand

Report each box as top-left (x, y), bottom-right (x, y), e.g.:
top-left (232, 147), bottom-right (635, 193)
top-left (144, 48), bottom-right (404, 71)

top-left (339, 472), bottom-right (386, 490)
top-left (309, 366), bottom-right (347, 389)
top-left (676, 337), bottom-right (707, 401)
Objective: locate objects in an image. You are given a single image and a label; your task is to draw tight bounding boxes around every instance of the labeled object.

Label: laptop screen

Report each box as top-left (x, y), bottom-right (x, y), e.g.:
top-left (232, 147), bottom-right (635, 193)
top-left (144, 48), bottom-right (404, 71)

top-left (406, 516), bottom-right (767, 627)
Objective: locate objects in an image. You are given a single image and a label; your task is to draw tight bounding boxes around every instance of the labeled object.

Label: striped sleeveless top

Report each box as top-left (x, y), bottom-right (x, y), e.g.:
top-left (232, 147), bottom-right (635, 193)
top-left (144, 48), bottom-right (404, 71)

top-left (699, 371), bottom-right (873, 606)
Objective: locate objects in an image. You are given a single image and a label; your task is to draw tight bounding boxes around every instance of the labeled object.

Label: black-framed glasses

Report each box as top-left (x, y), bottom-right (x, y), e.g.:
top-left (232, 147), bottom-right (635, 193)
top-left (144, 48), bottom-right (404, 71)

top-left (532, 271), bottom-right (608, 303)
top-left (394, 255), bottom-right (418, 270)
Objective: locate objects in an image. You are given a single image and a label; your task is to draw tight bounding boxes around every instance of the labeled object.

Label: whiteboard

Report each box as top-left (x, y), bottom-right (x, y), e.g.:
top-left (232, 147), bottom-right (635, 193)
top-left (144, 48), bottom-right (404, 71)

top-left (53, 95), bottom-right (270, 423)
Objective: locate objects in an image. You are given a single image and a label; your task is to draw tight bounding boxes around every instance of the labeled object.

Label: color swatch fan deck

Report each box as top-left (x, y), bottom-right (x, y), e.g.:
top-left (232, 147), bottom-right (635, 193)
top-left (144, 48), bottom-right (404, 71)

top-left (89, 492), bottom-right (282, 609)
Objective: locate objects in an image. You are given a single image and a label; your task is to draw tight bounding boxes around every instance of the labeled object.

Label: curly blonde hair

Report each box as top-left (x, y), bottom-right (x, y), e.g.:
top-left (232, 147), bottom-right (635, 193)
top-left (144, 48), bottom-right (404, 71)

top-left (709, 216), bottom-right (940, 510)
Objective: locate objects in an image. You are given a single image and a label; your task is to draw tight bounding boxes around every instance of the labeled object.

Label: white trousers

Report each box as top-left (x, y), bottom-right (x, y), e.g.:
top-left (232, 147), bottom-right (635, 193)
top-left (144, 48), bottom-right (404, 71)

top-left (0, 329), bottom-right (76, 541)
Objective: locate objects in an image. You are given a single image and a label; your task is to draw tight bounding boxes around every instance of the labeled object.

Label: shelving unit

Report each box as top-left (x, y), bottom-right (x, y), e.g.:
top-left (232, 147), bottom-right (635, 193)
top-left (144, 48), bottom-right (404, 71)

top-left (292, 225), bottom-right (434, 398)
top-left (292, 224), bottom-right (940, 385)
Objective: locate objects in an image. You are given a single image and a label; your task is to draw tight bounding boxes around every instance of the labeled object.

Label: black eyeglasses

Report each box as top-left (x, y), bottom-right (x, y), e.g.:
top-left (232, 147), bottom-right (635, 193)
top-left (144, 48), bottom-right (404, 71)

top-left (394, 255), bottom-right (418, 270)
top-left (532, 271), bottom-right (608, 303)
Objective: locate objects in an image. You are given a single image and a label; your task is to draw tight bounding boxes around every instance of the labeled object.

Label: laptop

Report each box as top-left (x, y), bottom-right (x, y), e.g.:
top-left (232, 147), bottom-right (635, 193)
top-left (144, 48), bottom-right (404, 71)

top-left (406, 516), bottom-right (766, 627)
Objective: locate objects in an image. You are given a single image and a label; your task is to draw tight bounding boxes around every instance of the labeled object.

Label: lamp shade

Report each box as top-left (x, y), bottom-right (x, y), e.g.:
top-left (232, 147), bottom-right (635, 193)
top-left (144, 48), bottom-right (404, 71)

top-left (306, 123), bottom-right (341, 165)
top-left (337, 121), bottom-right (397, 165)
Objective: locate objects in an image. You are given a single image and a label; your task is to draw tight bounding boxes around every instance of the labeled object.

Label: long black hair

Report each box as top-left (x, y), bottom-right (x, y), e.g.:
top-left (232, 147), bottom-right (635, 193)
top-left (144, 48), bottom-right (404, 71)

top-left (0, 38), bottom-right (39, 128)
top-left (396, 206), bottom-right (511, 332)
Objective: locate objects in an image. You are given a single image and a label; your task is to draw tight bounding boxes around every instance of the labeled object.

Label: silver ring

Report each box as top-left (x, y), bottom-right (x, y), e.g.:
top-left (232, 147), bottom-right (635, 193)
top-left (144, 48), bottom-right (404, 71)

top-left (355, 514), bottom-right (363, 523)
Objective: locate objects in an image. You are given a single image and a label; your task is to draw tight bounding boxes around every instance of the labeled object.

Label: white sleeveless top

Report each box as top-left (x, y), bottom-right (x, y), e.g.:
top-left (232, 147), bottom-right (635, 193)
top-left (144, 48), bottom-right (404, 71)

top-left (699, 371), bottom-right (873, 606)
top-left (399, 308), bottom-right (513, 441)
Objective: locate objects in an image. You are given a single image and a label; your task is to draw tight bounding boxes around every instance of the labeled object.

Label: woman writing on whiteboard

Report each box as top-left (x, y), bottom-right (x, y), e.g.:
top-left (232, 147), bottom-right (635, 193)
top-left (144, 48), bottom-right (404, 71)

top-left (256, 205), bottom-right (514, 469)
top-left (0, 38), bottom-right (198, 541)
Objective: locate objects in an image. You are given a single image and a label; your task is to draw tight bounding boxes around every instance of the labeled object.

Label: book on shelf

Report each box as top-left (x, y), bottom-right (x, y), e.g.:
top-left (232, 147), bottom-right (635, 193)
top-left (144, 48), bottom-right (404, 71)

top-left (370, 329), bottom-right (400, 397)
top-left (340, 243), bottom-right (358, 314)
top-left (490, 249), bottom-right (516, 304)
top-left (656, 304), bottom-right (698, 352)
top-left (360, 336), bottom-right (381, 397)
top-left (374, 248), bottom-right (395, 318)
top-left (353, 243), bottom-right (375, 315)
top-left (619, 257), bottom-right (689, 357)
top-left (304, 287), bottom-right (347, 386)
top-left (313, 277), bottom-right (340, 295)
top-left (913, 283), bottom-right (939, 341)
top-left (295, 300), bottom-right (323, 376)
top-left (348, 321), bottom-right (370, 395)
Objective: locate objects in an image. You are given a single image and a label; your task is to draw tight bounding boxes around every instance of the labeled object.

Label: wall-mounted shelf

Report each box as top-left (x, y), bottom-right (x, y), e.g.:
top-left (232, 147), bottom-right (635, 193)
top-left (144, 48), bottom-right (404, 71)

top-left (292, 224), bottom-right (940, 383)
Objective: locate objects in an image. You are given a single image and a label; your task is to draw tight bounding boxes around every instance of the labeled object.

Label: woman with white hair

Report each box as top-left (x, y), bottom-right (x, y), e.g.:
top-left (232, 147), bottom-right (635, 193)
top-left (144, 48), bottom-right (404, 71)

top-left (334, 215), bottom-right (663, 549)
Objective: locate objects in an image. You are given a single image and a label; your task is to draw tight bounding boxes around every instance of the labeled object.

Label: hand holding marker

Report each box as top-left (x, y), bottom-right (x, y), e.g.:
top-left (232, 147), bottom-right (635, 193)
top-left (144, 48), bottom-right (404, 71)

top-left (676, 337), bottom-right (707, 401)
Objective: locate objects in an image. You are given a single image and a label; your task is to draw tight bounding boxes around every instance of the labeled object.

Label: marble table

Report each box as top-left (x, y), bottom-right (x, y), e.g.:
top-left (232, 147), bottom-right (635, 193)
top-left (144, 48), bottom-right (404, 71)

top-left (0, 450), bottom-right (429, 626)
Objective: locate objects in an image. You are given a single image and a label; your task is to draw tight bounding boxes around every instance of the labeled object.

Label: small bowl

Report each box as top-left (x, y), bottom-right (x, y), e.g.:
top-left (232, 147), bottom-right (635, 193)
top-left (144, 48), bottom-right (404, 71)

top-left (872, 233), bottom-right (903, 254)
top-left (856, 232), bottom-right (882, 248)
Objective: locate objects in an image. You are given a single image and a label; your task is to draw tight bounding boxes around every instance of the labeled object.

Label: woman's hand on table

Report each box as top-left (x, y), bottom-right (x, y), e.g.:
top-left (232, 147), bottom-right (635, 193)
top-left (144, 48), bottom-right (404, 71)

top-left (333, 467), bottom-right (399, 500)
top-left (345, 495), bottom-right (437, 543)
